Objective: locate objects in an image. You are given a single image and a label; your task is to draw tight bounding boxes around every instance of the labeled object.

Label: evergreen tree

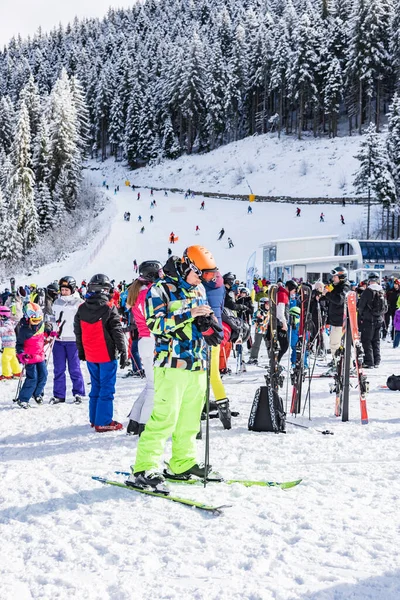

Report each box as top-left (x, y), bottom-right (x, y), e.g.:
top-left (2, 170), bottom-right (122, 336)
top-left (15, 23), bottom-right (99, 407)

top-left (9, 99), bottom-right (39, 251)
top-left (19, 74), bottom-right (42, 141)
top-left (32, 116), bottom-right (51, 185)
top-left (387, 93), bottom-right (400, 202)
top-left (35, 181), bottom-right (54, 232)
top-left (70, 75), bottom-right (91, 155)
top-left (109, 93), bottom-right (125, 160)
top-left (324, 57), bottom-right (343, 137)
top-left (0, 96), bottom-right (15, 154)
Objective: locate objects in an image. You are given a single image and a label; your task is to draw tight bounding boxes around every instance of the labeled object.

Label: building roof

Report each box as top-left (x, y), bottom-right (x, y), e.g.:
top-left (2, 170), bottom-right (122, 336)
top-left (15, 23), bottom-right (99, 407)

top-left (260, 234), bottom-right (339, 247)
top-left (268, 254), bottom-right (359, 267)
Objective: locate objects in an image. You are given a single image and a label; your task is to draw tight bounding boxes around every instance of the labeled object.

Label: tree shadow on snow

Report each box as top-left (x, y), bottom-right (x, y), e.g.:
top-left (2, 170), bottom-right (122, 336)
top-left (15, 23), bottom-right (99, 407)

top-left (299, 570), bottom-right (400, 600)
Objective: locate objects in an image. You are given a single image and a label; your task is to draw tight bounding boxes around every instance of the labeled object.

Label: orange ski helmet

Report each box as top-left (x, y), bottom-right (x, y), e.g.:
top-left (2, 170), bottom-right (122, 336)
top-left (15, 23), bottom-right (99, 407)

top-left (182, 245), bottom-right (217, 280)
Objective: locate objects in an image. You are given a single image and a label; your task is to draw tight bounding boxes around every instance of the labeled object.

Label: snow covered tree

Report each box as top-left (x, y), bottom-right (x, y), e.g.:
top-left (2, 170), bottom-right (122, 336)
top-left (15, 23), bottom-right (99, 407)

top-left (289, 12), bottom-right (318, 139)
top-left (19, 74), bottom-right (42, 141)
top-left (387, 93), bottom-right (400, 201)
top-left (109, 93), bottom-right (125, 160)
top-left (35, 181), bottom-right (54, 232)
top-left (70, 75), bottom-right (91, 155)
top-left (9, 99), bottom-right (39, 252)
top-left (52, 168), bottom-right (69, 223)
top-left (32, 116), bottom-right (51, 185)
top-left (0, 96), bottom-right (15, 154)
top-left (0, 213), bottom-right (23, 263)
top-left (324, 57), bottom-right (343, 137)
top-left (161, 115), bottom-right (181, 159)
top-left (47, 69), bottom-right (82, 209)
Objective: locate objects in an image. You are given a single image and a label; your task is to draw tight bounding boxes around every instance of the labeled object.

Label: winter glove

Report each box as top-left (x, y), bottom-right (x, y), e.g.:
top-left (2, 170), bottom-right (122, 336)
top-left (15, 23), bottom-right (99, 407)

top-left (48, 331), bottom-right (58, 338)
top-left (194, 315), bottom-right (223, 347)
top-left (119, 352), bottom-right (130, 369)
top-left (17, 353), bottom-right (30, 364)
top-left (78, 351), bottom-right (86, 362)
top-left (44, 322), bottom-right (53, 334)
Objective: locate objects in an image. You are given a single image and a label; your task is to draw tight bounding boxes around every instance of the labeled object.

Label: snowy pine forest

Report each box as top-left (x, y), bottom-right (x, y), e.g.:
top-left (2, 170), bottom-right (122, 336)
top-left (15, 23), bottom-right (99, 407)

top-left (1, 0), bottom-right (400, 267)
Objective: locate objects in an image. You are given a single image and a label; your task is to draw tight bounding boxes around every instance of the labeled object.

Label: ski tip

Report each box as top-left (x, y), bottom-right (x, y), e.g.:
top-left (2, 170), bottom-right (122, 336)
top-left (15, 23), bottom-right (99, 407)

top-left (282, 478), bottom-right (303, 489)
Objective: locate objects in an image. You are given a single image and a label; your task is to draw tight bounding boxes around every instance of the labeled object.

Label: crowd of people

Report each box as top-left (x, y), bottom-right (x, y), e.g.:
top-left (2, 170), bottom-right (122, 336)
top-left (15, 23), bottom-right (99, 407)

top-left (0, 250), bottom-right (395, 490)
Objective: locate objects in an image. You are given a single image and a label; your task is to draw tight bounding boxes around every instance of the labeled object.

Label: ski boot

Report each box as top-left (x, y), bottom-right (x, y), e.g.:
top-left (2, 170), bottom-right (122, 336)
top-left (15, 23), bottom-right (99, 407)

top-left (34, 395), bottom-right (43, 404)
top-left (246, 358), bottom-right (258, 365)
top-left (13, 373), bottom-right (22, 379)
top-left (74, 395), bottom-right (83, 404)
top-left (95, 421), bottom-right (123, 432)
top-left (216, 398), bottom-right (232, 430)
top-left (16, 400), bottom-right (30, 409)
top-left (126, 419), bottom-right (139, 435)
top-left (164, 462), bottom-right (222, 482)
top-left (126, 471), bottom-right (169, 494)
top-left (49, 397), bottom-right (65, 404)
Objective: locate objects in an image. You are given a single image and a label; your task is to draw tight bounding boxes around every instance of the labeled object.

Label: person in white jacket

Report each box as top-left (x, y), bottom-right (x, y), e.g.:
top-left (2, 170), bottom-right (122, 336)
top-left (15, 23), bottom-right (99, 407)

top-left (49, 276), bottom-right (85, 404)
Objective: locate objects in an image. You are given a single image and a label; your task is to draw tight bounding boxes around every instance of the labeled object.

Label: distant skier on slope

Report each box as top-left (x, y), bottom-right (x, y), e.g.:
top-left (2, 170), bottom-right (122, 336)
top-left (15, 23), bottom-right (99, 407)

top-left (218, 228), bottom-right (225, 240)
top-left (200, 201), bottom-right (205, 210)
top-left (340, 214), bottom-right (345, 225)
top-left (320, 212), bottom-right (325, 222)
top-left (296, 207), bottom-right (301, 217)
top-left (228, 237), bottom-right (234, 248)
top-left (248, 205), bottom-right (252, 214)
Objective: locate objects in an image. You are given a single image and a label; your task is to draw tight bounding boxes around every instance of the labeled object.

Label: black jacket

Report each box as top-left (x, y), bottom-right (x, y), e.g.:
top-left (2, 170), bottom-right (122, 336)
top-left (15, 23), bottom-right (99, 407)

top-left (235, 296), bottom-right (254, 323)
top-left (224, 289), bottom-right (248, 315)
top-left (358, 283), bottom-right (387, 324)
top-left (325, 280), bottom-right (350, 327)
top-left (386, 288), bottom-right (400, 316)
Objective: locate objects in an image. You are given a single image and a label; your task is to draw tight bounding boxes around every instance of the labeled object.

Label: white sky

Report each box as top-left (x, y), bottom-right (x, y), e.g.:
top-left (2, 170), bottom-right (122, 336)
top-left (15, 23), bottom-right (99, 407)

top-left (0, 0), bottom-right (136, 47)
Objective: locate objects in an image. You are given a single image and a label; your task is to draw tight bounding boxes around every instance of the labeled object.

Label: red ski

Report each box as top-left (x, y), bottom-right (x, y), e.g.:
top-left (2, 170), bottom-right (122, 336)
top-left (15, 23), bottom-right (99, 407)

top-left (347, 292), bottom-right (369, 425)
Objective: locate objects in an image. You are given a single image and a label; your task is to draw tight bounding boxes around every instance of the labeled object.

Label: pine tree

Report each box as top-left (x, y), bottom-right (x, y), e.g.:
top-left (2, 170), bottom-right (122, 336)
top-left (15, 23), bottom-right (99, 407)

top-left (32, 116), bottom-right (51, 185)
top-left (387, 93), bottom-right (400, 202)
top-left (324, 57), bottom-right (343, 137)
top-left (109, 93), bottom-right (125, 160)
top-left (19, 74), bottom-right (42, 141)
top-left (9, 99), bottom-right (39, 252)
top-left (35, 181), bottom-right (54, 231)
top-left (70, 75), bottom-right (91, 155)
top-left (0, 96), bottom-right (15, 154)
top-left (161, 115), bottom-right (181, 159)
top-left (289, 12), bottom-right (318, 139)
top-left (0, 213), bottom-right (23, 263)
top-left (52, 168), bottom-right (69, 222)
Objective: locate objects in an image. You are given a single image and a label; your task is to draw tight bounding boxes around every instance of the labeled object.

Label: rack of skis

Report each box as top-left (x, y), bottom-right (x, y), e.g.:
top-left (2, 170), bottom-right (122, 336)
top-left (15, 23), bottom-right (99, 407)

top-left (248, 285), bottom-right (369, 434)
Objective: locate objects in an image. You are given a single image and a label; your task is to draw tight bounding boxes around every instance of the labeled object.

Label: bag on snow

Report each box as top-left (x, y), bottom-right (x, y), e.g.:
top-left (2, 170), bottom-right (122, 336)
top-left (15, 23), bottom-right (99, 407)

top-left (248, 384), bottom-right (286, 433)
top-left (386, 374), bottom-right (400, 391)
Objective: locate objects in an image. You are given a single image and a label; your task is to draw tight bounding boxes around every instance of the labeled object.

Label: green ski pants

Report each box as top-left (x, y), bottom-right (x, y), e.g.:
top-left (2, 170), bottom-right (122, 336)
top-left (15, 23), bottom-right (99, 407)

top-left (133, 367), bottom-right (207, 474)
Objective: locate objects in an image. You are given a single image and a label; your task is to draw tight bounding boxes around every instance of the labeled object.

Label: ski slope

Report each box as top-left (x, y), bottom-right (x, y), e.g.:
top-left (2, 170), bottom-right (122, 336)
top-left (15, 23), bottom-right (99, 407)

top-left (29, 170), bottom-right (366, 287)
top-left (1, 172), bottom-right (400, 600)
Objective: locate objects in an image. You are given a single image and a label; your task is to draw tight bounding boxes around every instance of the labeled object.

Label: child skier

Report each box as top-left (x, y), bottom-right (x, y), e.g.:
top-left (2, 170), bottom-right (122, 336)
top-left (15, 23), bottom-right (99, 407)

top-left (15, 302), bottom-right (48, 408)
top-left (0, 306), bottom-right (21, 380)
top-left (74, 274), bottom-right (128, 432)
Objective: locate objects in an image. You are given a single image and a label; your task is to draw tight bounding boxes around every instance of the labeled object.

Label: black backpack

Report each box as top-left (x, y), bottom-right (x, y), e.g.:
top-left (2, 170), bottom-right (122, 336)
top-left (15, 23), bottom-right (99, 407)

top-left (248, 384), bottom-right (286, 433)
top-left (386, 375), bottom-right (400, 391)
top-left (369, 290), bottom-right (387, 317)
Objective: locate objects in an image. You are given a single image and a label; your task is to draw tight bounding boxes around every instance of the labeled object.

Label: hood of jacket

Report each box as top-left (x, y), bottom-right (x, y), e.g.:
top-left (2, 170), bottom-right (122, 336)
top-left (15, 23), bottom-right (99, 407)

top-left (369, 282), bottom-right (383, 292)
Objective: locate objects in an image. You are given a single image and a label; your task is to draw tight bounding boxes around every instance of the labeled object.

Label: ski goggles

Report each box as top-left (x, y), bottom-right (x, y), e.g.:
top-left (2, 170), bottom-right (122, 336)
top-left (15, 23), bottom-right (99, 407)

top-left (201, 269), bottom-right (217, 282)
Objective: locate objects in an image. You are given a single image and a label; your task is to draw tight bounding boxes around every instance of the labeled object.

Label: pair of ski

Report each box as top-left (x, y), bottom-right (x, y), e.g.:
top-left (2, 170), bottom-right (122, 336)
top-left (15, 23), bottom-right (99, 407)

top-left (334, 291), bottom-right (369, 424)
top-left (290, 284), bottom-right (312, 415)
top-left (92, 471), bottom-right (303, 515)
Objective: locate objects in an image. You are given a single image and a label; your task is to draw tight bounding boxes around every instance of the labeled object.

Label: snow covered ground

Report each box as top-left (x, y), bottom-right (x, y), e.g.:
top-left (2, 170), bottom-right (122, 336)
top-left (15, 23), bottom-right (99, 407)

top-left (130, 132), bottom-right (366, 198)
top-left (23, 168), bottom-right (367, 287)
top-left (1, 338), bottom-right (400, 600)
top-left (1, 160), bottom-right (399, 599)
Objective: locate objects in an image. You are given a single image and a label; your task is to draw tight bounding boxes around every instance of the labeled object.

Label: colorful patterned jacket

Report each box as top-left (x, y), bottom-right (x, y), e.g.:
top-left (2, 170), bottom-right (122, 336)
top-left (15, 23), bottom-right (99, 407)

top-left (0, 318), bottom-right (18, 348)
top-left (145, 257), bottom-right (208, 371)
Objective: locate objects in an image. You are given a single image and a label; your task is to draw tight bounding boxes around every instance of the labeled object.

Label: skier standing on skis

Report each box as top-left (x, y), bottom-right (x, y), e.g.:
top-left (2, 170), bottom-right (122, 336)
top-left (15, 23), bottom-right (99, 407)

top-left (74, 274), bottom-right (129, 432)
top-left (200, 201), bottom-right (205, 210)
top-left (296, 207), bottom-right (301, 217)
top-left (228, 237), bottom-right (234, 248)
top-left (340, 214), bottom-right (345, 225)
top-left (15, 303), bottom-right (48, 407)
top-left (217, 228), bottom-right (225, 240)
top-left (323, 266), bottom-right (350, 367)
top-left (49, 277), bottom-right (85, 405)
top-left (126, 246), bottom-right (222, 491)
top-left (357, 272), bottom-right (387, 368)
top-left (320, 212), bottom-right (325, 222)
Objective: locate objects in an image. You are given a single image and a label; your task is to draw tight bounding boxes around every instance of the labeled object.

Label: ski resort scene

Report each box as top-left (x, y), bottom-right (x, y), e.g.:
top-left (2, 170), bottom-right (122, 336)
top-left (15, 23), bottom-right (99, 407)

top-left (1, 0), bottom-right (400, 599)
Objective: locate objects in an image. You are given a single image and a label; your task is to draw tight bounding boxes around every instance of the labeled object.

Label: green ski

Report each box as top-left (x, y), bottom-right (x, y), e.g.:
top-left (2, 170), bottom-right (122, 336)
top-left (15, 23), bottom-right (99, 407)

top-left (92, 476), bottom-right (230, 515)
top-left (115, 471), bottom-right (302, 490)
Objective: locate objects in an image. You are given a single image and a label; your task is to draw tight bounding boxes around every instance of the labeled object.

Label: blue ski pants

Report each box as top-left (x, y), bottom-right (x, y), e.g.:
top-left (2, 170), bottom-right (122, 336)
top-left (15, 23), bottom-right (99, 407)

top-left (87, 360), bottom-right (118, 426)
top-left (19, 361), bottom-right (48, 403)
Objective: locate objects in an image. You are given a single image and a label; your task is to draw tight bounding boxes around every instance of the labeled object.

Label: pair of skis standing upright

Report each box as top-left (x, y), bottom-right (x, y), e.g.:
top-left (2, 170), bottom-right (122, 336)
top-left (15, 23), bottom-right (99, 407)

top-left (267, 284), bottom-right (369, 425)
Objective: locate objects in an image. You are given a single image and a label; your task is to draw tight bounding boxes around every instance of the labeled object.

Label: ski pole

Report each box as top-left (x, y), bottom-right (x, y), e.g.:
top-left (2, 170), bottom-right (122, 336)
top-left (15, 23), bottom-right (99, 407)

top-left (286, 420), bottom-right (334, 435)
top-left (13, 364), bottom-right (26, 403)
top-left (302, 336), bottom-right (318, 418)
top-left (285, 325), bottom-right (293, 414)
top-left (204, 345), bottom-right (211, 489)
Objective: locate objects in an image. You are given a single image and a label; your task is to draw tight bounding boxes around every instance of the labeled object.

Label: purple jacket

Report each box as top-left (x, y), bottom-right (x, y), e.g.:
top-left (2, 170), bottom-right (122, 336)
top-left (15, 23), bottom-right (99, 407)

top-left (394, 309), bottom-right (400, 332)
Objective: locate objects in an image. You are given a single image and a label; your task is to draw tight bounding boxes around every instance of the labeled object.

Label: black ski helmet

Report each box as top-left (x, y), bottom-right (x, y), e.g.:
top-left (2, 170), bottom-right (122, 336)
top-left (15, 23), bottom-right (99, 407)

top-left (368, 271), bottom-right (380, 281)
top-left (285, 280), bottom-right (298, 292)
top-left (59, 276), bottom-right (76, 293)
top-left (258, 296), bottom-right (269, 310)
top-left (139, 260), bottom-right (163, 282)
top-left (87, 274), bottom-right (113, 294)
top-left (223, 272), bottom-right (236, 286)
top-left (331, 266), bottom-right (348, 280)
top-left (47, 282), bottom-right (59, 301)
